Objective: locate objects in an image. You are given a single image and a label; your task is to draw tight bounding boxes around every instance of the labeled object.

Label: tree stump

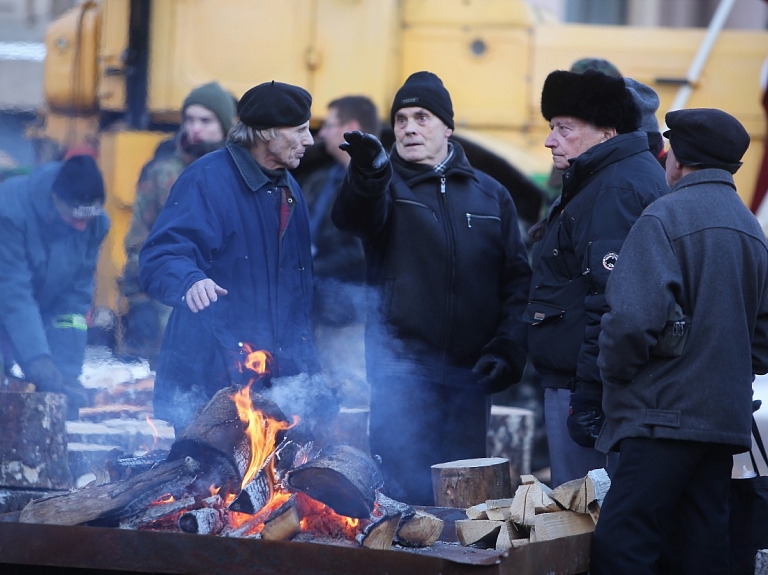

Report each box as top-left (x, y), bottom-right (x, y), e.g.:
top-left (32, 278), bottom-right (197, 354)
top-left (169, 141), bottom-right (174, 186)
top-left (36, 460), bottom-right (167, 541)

top-left (0, 391), bottom-right (72, 490)
top-left (431, 457), bottom-right (512, 508)
top-left (487, 405), bottom-right (534, 487)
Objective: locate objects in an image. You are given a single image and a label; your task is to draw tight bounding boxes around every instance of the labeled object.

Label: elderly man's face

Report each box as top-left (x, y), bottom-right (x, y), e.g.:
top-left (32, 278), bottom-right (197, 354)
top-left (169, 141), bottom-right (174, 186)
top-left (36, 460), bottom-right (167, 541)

top-left (183, 104), bottom-right (224, 145)
top-left (393, 107), bottom-right (452, 166)
top-left (263, 122), bottom-right (314, 170)
top-left (545, 116), bottom-right (615, 170)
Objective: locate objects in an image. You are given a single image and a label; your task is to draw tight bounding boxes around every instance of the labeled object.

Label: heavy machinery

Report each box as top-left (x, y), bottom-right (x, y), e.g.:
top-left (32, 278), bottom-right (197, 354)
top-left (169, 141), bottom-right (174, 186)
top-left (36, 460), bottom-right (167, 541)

top-left (35, 0), bottom-right (768, 313)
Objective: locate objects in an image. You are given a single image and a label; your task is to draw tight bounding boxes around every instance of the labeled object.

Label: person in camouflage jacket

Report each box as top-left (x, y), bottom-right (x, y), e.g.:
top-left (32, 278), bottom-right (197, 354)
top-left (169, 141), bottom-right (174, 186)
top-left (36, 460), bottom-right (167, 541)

top-left (119, 81), bottom-right (235, 366)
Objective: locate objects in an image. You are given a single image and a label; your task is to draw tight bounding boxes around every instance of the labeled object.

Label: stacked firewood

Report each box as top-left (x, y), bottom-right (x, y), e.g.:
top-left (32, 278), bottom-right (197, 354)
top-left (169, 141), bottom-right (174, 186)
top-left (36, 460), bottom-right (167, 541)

top-left (454, 468), bottom-right (610, 550)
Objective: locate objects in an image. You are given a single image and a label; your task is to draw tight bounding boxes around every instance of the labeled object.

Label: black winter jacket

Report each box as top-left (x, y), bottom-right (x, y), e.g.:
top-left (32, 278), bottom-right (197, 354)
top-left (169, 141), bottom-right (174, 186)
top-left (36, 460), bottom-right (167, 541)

top-left (525, 131), bottom-right (667, 389)
top-left (332, 142), bottom-right (531, 390)
top-left (596, 169), bottom-right (768, 453)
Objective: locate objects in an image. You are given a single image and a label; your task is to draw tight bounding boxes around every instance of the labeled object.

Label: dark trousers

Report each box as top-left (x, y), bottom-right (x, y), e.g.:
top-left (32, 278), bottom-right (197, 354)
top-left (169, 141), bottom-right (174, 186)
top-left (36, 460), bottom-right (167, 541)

top-left (591, 437), bottom-right (732, 575)
top-left (369, 378), bottom-right (490, 506)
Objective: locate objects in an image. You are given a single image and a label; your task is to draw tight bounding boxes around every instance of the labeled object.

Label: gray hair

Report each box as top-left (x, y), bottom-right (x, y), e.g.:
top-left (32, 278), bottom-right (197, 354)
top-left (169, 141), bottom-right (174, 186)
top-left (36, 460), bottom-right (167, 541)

top-left (227, 121), bottom-right (278, 147)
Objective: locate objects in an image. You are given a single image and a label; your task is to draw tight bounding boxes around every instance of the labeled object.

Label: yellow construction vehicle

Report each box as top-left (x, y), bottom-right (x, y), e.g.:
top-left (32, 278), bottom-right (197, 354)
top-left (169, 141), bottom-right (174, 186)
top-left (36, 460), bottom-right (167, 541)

top-left (35, 0), bottom-right (768, 313)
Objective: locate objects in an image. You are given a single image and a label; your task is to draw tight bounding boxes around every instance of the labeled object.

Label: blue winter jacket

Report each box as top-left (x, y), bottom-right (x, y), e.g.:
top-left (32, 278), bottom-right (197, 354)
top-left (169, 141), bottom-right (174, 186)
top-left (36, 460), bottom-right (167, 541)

top-left (139, 143), bottom-right (319, 426)
top-left (0, 162), bottom-right (109, 378)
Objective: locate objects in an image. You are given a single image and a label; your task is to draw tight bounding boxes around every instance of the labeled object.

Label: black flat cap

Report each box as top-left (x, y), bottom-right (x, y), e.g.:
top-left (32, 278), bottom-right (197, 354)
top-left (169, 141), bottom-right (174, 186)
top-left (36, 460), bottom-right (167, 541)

top-left (237, 81), bottom-right (312, 129)
top-left (664, 108), bottom-right (750, 174)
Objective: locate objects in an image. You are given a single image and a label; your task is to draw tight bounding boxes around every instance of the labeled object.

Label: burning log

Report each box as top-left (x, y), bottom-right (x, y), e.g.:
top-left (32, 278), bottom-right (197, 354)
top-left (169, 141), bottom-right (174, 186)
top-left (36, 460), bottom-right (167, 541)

top-left (287, 444), bottom-right (383, 519)
top-left (355, 511), bottom-right (402, 550)
top-left (19, 456), bottom-right (201, 526)
top-left (431, 457), bottom-right (512, 508)
top-left (260, 495), bottom-right (302, 541)
top-left (178, 505), bottom-right (230, 535)
top-left (121, 495), bottom-right (198, 530)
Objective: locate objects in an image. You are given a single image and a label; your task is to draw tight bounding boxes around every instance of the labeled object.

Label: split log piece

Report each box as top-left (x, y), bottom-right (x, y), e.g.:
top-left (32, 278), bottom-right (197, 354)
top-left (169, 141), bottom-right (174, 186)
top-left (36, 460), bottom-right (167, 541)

top-left (229, 467), bottom-right (271, 514)
top-left (509, 484), bottom-right (535, 526)
top-left (260, 496), bottom-right (301, 541)
top-left (431, 457), bottom-right (512, 508)
top-left (287, 444), bottom-right (383, 518)
top-left (455, 519), bottom-right (504, 548)
top-left (395, 510), bottom-right (444, 547)
top-left (495, 519), bottom-right (526, 551)
top-left (465, 502), bottom-right (488, 520)
top-left (356, 512), bottom-right (402, 550)
top-left (529, 510), bottom-right (595, 542)
top-left (550, 468), bottom-right (610, 515)
top-left (484, 498), bottom-right (515, 521)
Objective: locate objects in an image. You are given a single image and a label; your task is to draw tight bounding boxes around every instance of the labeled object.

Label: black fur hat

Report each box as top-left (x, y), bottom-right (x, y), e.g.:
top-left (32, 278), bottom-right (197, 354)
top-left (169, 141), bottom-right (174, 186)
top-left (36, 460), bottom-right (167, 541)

top-left (541, 70), bottom-right (640, 134)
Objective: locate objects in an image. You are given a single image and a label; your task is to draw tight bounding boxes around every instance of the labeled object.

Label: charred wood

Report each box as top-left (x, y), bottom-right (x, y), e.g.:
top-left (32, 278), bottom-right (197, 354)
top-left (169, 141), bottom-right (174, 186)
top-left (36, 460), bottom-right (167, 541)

top-left (178, 505), bottom-right (229, 535)
top-left (120, 495), bottom-right (197, 531)
top-left (287, 444), bottom-right (383, 519)
top-left (355, 511), bottom-right (401, 550)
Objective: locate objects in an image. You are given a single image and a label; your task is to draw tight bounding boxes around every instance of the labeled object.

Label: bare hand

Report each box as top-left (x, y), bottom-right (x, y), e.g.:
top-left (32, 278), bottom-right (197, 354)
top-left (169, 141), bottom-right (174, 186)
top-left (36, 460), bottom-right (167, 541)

top-left (185, 279), bottom-right (228, 312)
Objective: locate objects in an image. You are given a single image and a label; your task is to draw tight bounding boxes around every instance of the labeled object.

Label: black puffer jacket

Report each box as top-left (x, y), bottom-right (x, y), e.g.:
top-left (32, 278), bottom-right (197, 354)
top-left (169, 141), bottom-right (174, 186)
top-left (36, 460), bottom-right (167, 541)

top-left (332, 141), bottom-right (531, 390)
top-left (525, 131), bottom-right (667, 389)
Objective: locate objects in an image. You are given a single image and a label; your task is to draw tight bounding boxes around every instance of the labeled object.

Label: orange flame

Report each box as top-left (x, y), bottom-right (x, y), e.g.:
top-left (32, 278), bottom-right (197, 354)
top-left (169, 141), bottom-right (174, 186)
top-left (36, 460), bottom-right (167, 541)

top-left (295, 492), bottom-right (364, 539)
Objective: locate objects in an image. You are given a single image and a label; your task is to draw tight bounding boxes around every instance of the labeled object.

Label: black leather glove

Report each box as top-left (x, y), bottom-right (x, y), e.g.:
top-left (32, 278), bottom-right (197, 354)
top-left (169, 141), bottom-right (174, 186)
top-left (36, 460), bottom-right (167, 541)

top-left (340, 131), bottom-right (388, 173)
top-left (25, 355), bottom-right (64, 393)
top-left (566, 381), bottom-right (605, 448)
top-left (472, 354), bottom-right (513, 393)
top-left (124, 301), bottom-right (161, 345)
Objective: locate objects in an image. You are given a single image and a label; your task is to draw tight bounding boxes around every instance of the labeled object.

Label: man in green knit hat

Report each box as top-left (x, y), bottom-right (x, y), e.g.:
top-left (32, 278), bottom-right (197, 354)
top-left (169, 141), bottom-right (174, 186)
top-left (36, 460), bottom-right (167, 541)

top-left (119, 81), bottom-right (236, 366)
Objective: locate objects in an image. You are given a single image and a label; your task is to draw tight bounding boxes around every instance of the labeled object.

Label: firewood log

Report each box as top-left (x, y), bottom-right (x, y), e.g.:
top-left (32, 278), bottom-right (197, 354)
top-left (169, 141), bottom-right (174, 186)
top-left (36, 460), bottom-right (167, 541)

top-left (260, 496), bottom-right (301, 541)
top-left (431, 457), bottom-right (512, 508)
top-left (529, 510), bottom-right (595, 542)
top-left (178, 505), bottom-right (229, 535)
top-left (550, 468), bottom-right (610, 517)
top-left (495, 519), bottom-right (526, 551)
top-left (484, 498), bottom-right (515, 521)
top-left (395, 510), bottom-right (444, 547)
top-left (509, 483), bottom-right (535, 526)
top-left (356, 512), bottom-right (401, 549)
top-left (121, 495), bottom-right (197, 530)
top-left (19, 456), bottom-right (201, 526)
top-left (465, 502), bottom-right (489, 520)
top-left (455, 519), bottom-right (504, 547)
top-left (287, 444), bottom-right (383, 518)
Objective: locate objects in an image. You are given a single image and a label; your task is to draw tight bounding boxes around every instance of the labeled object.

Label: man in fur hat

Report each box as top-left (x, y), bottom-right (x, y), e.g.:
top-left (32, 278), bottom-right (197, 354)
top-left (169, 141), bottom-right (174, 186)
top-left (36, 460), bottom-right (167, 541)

top-left (525, 70), bottom-right (668, 487)
top-left (0, 154), bottom-right (109, 419)
top-left (592, 109), bottom-right (768, 575)
top-left (332, 71), bottom-right (531, 505)
top-left (139, 80), bottom-right (321, 432)
top-left (120, 81), bottom-right (236, 367)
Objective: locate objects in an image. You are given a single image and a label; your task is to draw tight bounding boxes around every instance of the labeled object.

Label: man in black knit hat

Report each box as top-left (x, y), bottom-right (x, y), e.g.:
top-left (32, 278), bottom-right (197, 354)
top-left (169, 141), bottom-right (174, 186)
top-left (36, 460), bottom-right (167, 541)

top-left (592, 108), bottom-right (768, 575)
top-left (525, 70), bottom-right (668, 487)
top-left (332, 71), bottom-right (532, 505)
top-left (140, 80), bottom-right (324, 432)
top-left (0, 154), bottom-right (109, 419)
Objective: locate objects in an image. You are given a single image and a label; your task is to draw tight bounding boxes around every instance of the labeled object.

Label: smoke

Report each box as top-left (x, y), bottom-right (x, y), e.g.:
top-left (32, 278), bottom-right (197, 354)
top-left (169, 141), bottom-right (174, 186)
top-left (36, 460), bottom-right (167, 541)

top-left (263, 372), bottom-right (340, 434)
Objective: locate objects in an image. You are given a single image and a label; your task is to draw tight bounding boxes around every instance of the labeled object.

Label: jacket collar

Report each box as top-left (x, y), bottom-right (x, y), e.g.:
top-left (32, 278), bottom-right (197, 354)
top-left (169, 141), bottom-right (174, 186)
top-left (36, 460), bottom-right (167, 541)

top-left (671, 168), bottom-right (736, 194)
top-left (390, 140), bottom-right (476, 186)
top-left (226, 142), bottom-right (286, 192)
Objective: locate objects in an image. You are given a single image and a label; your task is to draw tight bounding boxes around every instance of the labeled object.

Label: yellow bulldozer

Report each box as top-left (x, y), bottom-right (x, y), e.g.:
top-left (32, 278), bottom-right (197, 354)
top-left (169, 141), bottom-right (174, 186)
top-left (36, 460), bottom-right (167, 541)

top-left (34, 0), bottom-right (768, 314)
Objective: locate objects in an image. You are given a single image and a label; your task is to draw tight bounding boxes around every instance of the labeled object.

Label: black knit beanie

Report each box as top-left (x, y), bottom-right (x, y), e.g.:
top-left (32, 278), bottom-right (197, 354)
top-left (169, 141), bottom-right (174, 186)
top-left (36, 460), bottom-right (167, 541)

top-left (52, 155), bottom-right (105, 214)
top-left (664, 108), bottom-right (750, 174)
top-left (390, 71), bottom-right (454, 130)
top-left (541, 70), bottom-right (640, 134)
top-left (237, 81), bottom-right (312, 129)
top-left (182, 81), bottom-right (236, 133)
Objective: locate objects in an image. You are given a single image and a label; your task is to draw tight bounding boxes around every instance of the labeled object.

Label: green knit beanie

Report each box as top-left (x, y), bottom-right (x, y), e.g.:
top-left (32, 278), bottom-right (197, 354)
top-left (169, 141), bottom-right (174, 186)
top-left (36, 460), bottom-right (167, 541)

top-left (182, 81), bottom-right (236, 133)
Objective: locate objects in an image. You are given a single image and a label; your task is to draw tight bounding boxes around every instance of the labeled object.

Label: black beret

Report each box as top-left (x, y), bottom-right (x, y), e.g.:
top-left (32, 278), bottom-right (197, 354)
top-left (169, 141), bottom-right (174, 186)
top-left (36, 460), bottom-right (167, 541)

top-left (391, 71), bottom-right (454, 130)
top-left (663, 108), bottom-right (750, 174)
top-left (237, 81), bottom-right (312, 129)
top-left (52, 155), bottom-right (105, 216)
top-left (541, 69), bottom-right (640, 134)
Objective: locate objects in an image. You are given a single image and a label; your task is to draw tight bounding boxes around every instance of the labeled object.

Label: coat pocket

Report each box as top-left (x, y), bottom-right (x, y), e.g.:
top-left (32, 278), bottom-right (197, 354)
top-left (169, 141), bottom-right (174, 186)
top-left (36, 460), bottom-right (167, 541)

top-left (652, 302), bottom-right (691, 358)
top-left (523, 301), bottom-right (566, 326)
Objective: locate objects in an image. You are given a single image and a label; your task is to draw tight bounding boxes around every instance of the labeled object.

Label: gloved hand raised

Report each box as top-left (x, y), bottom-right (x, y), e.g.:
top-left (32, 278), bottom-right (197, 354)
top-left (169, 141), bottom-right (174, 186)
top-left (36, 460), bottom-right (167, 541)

top-left (25, 355), bottom-right (64, 394)
top-left (566, 381), bottom-right (605, 448)
top-left (472, 354), bottom-right (513, 394)
top-left (340, 131), bottom-right (388, 173)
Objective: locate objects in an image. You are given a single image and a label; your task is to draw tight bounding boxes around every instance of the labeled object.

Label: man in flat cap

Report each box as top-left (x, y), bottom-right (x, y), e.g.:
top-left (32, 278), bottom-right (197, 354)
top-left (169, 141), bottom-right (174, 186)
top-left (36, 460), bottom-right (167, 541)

top-left (332, 71), bottom-right (532, 505)
top-left (525, 69), bottom-right (668, 487)
top-left (140, 80), bottom-right (322, 432)
top-left (120, 81), bottom-right (236, 367)
top-left (592, 109), bottom-right (768, 575)
top-left (0, 154), bottom-right (109, 419)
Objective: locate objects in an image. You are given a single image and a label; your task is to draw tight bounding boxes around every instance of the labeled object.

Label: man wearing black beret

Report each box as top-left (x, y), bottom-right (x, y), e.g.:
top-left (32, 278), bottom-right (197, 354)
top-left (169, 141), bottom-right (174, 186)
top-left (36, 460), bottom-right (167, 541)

top-left (592, 108), bottom-right (768, 575)
top-left (332, 71), bottom-right (532, 505)
top-left (525, 69), bottom-right (668, 488)
top-left (0, 154), bottom-right (109, 419)
top-left (140, 80), bottom-right (324, 432)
